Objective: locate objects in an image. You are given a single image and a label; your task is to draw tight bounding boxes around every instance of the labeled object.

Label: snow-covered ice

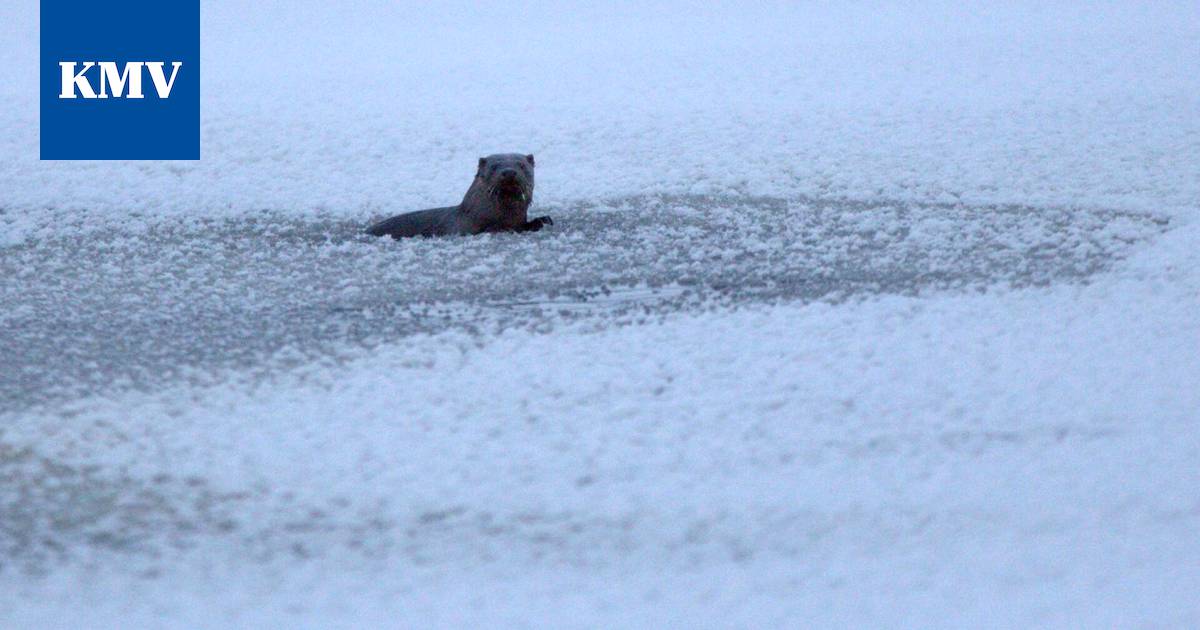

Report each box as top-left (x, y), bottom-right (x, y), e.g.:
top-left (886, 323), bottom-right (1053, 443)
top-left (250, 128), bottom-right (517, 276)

top-left (1, 1), bottom-right (1198, 627)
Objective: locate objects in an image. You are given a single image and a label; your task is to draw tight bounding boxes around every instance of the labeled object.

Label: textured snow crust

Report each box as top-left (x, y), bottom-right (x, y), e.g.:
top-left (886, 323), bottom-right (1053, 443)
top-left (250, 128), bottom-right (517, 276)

top-left (2, 1), bottom-right (1198, 627)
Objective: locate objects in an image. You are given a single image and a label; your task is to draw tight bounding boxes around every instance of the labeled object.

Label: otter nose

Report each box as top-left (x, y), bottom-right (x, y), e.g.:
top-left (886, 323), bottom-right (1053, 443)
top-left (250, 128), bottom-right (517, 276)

top-left (499, 168), bottom-right (518, 180)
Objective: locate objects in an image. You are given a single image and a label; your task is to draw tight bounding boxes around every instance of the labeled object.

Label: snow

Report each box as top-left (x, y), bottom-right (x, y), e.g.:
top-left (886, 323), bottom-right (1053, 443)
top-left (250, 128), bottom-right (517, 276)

top-left (2, 1), bottom-right (1199, 627)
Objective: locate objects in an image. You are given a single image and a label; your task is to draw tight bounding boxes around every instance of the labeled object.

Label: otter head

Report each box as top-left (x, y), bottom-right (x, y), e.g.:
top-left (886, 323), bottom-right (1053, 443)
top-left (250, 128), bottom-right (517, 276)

top-left (477, 153), bottom-right (535, 206)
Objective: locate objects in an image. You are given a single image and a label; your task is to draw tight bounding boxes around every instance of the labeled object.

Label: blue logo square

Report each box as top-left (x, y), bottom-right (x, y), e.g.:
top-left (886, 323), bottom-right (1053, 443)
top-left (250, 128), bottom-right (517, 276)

top-left (40, 0), bottom-right (200, 160)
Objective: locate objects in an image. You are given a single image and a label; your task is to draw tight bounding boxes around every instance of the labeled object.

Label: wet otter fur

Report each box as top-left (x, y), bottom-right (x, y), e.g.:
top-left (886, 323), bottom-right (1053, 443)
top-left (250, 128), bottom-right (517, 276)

top-left (367, 153), bottom-right (551, 239)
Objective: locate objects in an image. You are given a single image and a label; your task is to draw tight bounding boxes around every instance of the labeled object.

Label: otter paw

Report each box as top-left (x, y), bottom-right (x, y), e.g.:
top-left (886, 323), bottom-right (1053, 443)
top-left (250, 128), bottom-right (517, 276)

top-left (524, 216), bottom-right (554, 232)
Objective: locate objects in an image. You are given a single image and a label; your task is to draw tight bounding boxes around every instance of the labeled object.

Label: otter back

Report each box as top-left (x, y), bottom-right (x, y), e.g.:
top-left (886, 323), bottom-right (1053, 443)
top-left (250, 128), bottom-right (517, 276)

top-left (365, 206), bottom-right (463, 238)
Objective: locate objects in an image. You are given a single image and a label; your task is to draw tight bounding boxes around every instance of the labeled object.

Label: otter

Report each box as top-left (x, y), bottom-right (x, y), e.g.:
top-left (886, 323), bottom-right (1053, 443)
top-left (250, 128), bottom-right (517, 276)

top-left (366, 153), bottom-right (552, 239)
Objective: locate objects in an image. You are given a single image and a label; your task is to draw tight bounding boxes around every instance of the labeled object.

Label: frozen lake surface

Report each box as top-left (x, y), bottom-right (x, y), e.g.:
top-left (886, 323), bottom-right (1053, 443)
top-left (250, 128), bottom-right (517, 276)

top-left (1, 195), bottom-right (1167, 412)
top-left (2, 1), bottom-right (1199, 627)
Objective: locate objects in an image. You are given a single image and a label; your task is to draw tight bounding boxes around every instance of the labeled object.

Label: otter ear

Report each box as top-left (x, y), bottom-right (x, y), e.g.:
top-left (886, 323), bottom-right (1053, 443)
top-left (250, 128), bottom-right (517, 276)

top-left (525, 154), bottom-right (535, 166)
top-left (478, 157), bottom-right (487, 171)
